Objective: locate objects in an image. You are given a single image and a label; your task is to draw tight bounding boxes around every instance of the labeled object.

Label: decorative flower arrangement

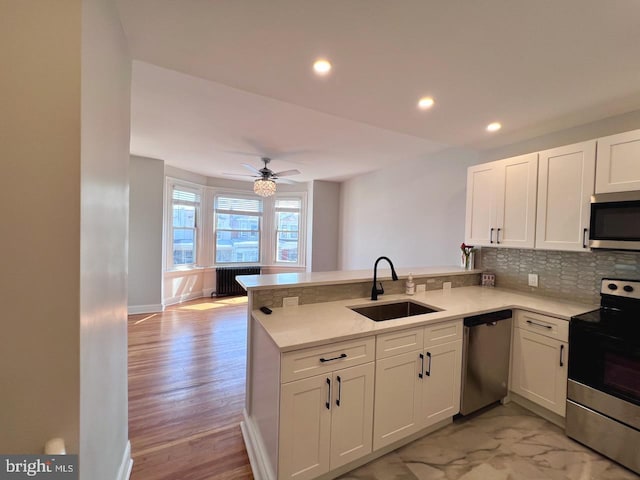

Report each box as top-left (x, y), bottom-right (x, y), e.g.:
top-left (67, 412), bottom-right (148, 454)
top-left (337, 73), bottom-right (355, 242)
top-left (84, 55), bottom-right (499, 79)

top-left (460, 243), bottom-right (476, 269)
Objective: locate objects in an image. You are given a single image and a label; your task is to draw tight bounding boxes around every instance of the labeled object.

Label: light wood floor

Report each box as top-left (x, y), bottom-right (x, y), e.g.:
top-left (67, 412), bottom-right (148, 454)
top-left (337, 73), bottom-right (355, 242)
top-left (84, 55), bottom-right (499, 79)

top-left (128, 297), bottom-right (254, 480)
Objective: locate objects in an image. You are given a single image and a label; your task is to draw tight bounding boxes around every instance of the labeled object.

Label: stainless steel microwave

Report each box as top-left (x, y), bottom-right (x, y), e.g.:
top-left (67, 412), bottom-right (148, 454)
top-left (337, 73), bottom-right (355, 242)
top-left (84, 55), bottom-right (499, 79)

top-left (589, 191), bottom-right (640, 251)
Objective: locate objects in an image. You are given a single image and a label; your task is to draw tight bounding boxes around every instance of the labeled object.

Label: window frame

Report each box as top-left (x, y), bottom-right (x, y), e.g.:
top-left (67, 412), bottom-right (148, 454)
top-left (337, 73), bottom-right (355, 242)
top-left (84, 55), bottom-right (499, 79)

top-left (213, 192), bottom-right (263, 265)
top-left (273, 196), bottom-right (304, 265)
top-left (166, 179), bottom-right (202, 270)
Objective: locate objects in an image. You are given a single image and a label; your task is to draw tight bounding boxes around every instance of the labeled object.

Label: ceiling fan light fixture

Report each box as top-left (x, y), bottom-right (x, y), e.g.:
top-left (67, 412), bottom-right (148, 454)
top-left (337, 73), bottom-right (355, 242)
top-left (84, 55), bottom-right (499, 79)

top-left (254, 178), bottom-right (276, 197)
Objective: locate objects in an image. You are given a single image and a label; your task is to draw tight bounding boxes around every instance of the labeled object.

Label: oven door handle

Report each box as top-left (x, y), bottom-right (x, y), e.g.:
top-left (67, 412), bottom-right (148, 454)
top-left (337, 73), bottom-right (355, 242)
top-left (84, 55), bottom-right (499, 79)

top-left (560, 344), bottom-right (565, 367)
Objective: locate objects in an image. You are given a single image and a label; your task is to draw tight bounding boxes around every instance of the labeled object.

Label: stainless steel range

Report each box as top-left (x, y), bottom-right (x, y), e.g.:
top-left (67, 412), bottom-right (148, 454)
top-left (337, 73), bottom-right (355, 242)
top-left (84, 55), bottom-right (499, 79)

top-left (567, 278), bottom-right (640, 474)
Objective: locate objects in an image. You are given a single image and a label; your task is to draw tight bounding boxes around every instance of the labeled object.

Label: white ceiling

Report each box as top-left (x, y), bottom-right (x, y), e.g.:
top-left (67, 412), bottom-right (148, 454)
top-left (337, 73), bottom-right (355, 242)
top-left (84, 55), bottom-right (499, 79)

top-left (118, 0), bottom-right (640, 182)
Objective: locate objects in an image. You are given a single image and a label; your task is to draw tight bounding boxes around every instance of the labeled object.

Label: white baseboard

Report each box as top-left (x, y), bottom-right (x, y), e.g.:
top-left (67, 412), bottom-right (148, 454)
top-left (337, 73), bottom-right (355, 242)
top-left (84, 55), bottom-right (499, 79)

top-left (116, 440), bottom-right (133, 480)
top-left (241, 411), bottom-right (274, 480)
top-left (202, 288), bottom-right (215, 298)
top-left (127, 304), bottom-right (164, 315)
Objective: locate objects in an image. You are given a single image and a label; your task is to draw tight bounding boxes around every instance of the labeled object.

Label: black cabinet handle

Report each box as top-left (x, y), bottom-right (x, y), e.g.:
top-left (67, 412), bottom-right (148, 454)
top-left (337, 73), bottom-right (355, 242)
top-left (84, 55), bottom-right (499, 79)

top-left (336, 376), bottom-right (342, 406)
top-left (583, 228), bottom-right (588, 249)
top-left (560, 344), bottom-right (565, 367)
top-left (325, 378), bottom-right (331, 410)
top-left (320, 353), bottom-right (347, 363)
top-left (496, 228), bottom-right (502, 244)
top-left (426, 352), bottom-right (432, 377)
top-left (489, 228), bottom-right (494, 244)
top-left (418, 353), bottom-right (424, 379)
top-left (526, 320), bottom-right (552, 330)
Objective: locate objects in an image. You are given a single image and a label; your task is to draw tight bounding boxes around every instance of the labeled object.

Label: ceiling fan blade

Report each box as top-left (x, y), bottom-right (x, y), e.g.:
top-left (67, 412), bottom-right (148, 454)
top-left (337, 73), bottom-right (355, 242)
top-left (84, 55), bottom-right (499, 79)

top-left (273, 169), bottom-right (301, 177)
top-left (222, 172), bottom-right (257, 178)
top-left (241, 163), bottom-right (262, 175)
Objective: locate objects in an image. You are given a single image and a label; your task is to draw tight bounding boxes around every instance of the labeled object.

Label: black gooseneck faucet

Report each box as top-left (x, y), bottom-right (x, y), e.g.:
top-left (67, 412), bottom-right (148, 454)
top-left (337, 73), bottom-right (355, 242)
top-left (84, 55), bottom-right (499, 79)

top-left (371, 256), bottom-right (399, 300)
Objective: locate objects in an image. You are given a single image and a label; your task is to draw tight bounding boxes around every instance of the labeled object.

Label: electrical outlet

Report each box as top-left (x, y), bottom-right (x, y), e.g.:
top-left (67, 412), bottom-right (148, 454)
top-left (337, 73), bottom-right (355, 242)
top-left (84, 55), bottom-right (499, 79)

top-left (443, 282), bottom-right (452, 290)
top-left (416, 284), bottom-right (426, 293)
top-left (528, 274), bottom-right (539, 287)
top-left (283, 296), bottom-right (299, 307)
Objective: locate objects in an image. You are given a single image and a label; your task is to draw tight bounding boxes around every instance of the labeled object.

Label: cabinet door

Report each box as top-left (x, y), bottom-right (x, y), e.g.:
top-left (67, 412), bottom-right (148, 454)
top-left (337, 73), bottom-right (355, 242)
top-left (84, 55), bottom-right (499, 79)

top-left (465, 162), bottom-right (498, 246)
top-left (279, 375), bottom-right (331, 480)
top-left (494, 153), bottom-right (538, 248)
top-left (511, 328), bottom-right (568, 417)
top-left (373, 351), bottom-right (422, 450)
top-left (596, 129), bottom-right (640, 193)
top-left (329, 363), bottom-right (374, 469)
top-left (536, 140), bottom-right (596, 251)
top-left (421, 340), bottom-right (462, 426)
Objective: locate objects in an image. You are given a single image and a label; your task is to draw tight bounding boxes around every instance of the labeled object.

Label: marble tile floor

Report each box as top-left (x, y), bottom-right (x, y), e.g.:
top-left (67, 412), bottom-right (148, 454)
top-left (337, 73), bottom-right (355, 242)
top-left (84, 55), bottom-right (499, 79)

top-left (339, 403), bottom-right (639, 480)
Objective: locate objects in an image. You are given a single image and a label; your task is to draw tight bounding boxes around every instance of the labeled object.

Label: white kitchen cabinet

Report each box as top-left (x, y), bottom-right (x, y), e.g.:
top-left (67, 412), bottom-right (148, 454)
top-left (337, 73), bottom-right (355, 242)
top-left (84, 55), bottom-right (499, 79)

top-left (279, 356), bottom-right (374, 479)
top-left (373, 320), bottom-right (462, 450)
top-left (596, 129), bottom-right (640, 194)
top-left (535, 140), bottom-right (596, 251)
top-left (465, 153), bottom-right (538, 248)
top-left (510, 311), bottom-right (568, 417)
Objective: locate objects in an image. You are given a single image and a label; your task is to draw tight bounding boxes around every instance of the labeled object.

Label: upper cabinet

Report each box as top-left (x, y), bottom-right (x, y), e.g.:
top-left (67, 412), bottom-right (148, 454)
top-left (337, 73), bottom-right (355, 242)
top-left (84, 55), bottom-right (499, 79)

top-left (465, 153), bottom-right (538, 248)
top-left (535, 141), bottom-right (596, 252)
top-left (596, 129), bottom-right (640, 194)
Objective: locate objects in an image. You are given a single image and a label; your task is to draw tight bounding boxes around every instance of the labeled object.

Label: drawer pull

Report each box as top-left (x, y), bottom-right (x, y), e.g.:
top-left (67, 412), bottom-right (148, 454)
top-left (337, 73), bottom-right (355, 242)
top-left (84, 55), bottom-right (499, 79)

top-left (320, 353), bottom-right (347, 363)
top-left (326, 378), bottom-right (331, 410)
top-left (526, 320), bottom-right (552, 330)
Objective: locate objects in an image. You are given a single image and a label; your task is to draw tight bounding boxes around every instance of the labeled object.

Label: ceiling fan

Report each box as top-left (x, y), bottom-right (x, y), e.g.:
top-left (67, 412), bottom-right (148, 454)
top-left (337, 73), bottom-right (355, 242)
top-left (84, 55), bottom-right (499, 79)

top-left (224, 157), bottom-right (301, 197)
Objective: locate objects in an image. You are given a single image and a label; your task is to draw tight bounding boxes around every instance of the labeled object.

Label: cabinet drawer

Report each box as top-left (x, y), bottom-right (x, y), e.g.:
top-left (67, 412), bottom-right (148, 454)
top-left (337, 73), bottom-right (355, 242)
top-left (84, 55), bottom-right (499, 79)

top-left (376, 327), bottom-right (424, 359)
top-left (516, 311), bottom-right (568, 342)
top-left (424, 319), bottom-right (463, 347)
top-left (281, 337), bottom-right (375, 383)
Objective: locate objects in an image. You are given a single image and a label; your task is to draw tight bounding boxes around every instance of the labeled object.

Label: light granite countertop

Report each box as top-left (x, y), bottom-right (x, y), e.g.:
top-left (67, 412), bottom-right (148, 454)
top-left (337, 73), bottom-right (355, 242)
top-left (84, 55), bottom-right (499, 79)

top-left (237, 265), bottom-right (481, 291)
top-left (252, 286), bottom-right (597, 352)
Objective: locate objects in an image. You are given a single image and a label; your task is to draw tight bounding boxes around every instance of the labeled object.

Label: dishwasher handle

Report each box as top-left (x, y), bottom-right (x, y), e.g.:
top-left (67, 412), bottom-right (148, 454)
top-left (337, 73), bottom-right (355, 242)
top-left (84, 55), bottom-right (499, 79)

top-left (463, 309), bottom-right (512, 327)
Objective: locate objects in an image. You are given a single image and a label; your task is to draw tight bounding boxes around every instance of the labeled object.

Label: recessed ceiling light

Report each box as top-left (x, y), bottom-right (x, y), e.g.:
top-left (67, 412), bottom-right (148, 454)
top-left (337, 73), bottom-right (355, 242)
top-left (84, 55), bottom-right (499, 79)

top-left (417, 97), bottom-right (435, 110)
top-left (313, 59), bottom-right (332, 75)
top-left (486, 122), bottom-right (502, 132)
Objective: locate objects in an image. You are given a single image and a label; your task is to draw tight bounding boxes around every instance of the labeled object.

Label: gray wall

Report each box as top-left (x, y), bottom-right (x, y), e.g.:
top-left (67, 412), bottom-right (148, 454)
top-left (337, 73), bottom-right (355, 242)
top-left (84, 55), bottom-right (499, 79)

top-left (0, 1), bottom-right (132, 478)
top-left (310, 180), bottom-right (340, 272)
top-left (129, 155), bottom-right (164, 311)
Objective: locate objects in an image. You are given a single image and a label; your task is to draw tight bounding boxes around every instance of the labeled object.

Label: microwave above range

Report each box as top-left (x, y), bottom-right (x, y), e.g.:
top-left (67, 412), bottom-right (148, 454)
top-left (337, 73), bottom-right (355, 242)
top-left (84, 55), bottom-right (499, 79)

top-left (590, 191), bottom-right (640, 251)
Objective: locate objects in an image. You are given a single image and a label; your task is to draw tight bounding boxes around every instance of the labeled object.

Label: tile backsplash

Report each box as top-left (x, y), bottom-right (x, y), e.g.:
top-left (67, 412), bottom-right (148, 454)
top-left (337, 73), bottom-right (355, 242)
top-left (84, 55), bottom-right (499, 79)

top-left (252, 273), bottom-right (481, 308)
top-left (480, 247), bottom-right (640, 304)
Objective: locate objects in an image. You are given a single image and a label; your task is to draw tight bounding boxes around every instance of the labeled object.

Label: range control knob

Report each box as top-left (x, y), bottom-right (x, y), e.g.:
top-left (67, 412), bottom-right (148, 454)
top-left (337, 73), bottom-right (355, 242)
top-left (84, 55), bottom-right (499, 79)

top-left (623, 285), bottom-right (634, 293)
top-left (608, 283), bottom-right (618, 290)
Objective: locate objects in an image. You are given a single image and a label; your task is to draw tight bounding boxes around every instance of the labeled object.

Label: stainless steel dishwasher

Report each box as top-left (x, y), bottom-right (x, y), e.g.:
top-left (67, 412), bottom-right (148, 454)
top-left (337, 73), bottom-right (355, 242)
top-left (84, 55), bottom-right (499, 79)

top-left (460, 309), bottom-right (513, 415)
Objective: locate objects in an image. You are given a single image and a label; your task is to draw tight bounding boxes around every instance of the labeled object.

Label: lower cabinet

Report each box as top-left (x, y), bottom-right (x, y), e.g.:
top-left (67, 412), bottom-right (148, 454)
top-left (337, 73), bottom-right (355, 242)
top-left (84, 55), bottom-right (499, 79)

top-left (373, 321), bottom-right (463, 450)
top-left (510, 311), bottom-right (568, 417)
top-left (279, 362), bottom-right (374, 480)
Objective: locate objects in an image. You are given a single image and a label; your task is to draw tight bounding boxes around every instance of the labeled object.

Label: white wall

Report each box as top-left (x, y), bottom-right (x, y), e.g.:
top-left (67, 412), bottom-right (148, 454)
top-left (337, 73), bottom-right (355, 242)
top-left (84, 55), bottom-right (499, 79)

top-left (339, 147), bottom-right (481, 269)
top-left (0, 1), bottom-right (81, 454)
top-left (129, 155), bottom-right (164, 313)
top-left (310, 180), bottom-right (340, 272)
top-left (79, 0), bottom-right (132, 479)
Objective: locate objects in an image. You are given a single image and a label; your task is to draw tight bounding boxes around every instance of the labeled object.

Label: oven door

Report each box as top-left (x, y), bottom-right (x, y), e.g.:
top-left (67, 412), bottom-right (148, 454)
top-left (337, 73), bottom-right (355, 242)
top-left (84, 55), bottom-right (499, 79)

top-left (568, 321), bottom-right (640, 407)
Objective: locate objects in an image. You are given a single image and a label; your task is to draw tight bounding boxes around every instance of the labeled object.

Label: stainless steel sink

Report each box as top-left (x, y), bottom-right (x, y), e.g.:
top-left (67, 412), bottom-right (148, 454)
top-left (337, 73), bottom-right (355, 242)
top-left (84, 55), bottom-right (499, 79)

top-left (350, 301), bottom-right (441, 322)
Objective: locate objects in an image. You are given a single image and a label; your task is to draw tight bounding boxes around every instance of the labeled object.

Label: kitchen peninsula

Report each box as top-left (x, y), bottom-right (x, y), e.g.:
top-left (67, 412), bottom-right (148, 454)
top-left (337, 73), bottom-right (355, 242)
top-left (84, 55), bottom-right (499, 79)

top-left (237, 267), bottom-right (595, 480)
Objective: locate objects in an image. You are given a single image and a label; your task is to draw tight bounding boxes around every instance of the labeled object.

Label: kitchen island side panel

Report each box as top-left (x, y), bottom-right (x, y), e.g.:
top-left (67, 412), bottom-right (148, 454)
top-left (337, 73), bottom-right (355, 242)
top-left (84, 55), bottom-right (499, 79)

top-left (250, 316), bottom-right (281, 478)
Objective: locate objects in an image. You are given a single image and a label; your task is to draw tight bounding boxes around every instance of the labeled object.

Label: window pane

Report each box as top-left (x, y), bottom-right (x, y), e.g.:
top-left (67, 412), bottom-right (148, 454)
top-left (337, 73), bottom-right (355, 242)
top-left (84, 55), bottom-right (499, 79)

top-left (276, 211), bottom-right (299, 231)
top-left (173, 205), bottom-right (195, 228)
top-left (173, 228), bottom-right (195, 265)
top-left (276, 232), bottom-right (298, 262)
top-left (216, 213), bottom-right (260, 230)
top-left (216, 231), bottom-right (259, 263)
